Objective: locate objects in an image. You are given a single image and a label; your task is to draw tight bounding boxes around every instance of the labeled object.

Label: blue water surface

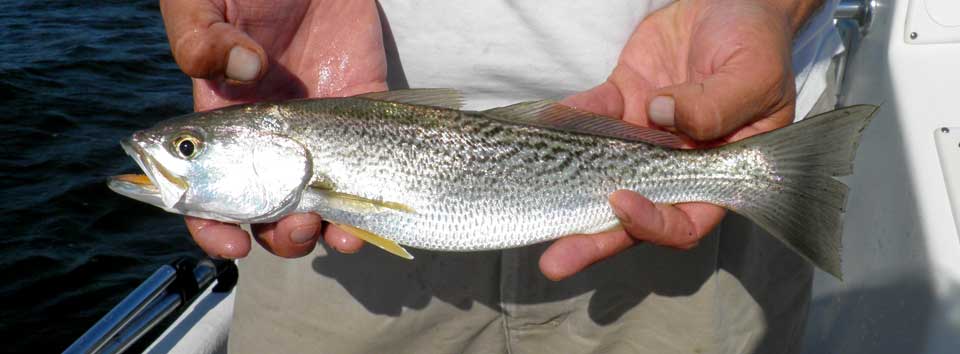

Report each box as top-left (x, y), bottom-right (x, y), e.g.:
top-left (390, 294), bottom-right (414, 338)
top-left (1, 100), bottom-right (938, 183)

top-left (0, 1), bottom-right (203, 351)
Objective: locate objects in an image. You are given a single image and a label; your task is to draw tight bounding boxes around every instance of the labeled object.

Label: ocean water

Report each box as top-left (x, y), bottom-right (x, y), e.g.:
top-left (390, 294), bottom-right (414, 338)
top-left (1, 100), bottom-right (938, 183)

top-left (0, 0), bottom-right (204, 352)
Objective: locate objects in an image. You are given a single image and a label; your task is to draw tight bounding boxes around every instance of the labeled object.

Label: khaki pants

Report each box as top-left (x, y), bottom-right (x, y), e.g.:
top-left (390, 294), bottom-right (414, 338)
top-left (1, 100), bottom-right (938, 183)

top-left (228, 213), bottom-right (813, 354)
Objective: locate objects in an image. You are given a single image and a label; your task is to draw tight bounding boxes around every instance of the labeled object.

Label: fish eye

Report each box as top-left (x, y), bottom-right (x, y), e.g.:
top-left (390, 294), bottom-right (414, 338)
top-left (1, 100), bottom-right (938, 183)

top-left (173, 134), bottom-right (202, 159)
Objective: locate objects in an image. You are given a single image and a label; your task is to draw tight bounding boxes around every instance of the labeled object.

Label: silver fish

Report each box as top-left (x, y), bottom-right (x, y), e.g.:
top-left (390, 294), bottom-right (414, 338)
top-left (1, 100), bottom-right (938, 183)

top-left (108, 89), bottom-right (876, 278)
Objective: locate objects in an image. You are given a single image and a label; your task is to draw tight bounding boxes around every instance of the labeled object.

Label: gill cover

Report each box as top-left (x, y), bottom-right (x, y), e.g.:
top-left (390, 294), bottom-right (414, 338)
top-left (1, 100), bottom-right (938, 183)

top-left (185, 133), bottom-right (311, 222)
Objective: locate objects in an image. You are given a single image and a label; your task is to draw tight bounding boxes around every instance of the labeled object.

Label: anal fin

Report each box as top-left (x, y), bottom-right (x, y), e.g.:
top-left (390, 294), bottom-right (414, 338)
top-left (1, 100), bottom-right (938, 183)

top-left (334, 223), bottom-right (414, 260)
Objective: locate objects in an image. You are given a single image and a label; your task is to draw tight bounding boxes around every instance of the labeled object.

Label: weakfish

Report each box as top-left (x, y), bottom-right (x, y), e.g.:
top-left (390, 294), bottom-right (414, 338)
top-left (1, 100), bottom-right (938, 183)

top-left (108, 89), bottom-right (877, 278)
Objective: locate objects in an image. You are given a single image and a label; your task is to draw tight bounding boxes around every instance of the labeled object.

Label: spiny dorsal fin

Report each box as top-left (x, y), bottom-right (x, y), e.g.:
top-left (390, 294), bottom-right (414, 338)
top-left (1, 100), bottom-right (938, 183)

top-left (482, 100), bottom-right (683, 148)
top-left (356, 88), bottom-right (464, 110)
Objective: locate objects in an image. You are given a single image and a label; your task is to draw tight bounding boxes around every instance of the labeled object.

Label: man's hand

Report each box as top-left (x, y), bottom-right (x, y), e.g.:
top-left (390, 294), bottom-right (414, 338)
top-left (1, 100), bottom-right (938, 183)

top-left (540, 0), bottom-right (823, 280)
top-left (160, 0), bottom-right (385, 259)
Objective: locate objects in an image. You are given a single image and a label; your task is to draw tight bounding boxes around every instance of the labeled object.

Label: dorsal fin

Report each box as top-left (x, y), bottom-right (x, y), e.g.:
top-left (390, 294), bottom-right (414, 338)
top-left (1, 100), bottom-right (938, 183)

top-left (356, 88), bottom-right (464, 110)
top-left (482, 100), bottom-right (683, 147)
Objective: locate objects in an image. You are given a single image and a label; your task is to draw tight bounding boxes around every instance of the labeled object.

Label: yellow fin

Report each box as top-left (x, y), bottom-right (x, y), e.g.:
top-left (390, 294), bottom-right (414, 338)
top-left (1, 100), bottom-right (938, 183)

top-left (309, 180), bottom-right (337, 191)
top-left (334, 223), bottom-right (414, 260)
top-left (311, 185), bottom-right (416, 214)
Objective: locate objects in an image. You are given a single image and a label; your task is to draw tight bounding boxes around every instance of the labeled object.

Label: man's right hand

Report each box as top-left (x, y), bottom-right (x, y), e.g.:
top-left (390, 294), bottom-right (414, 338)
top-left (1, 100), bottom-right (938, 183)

top-left (159, 0), bottom-right (381, 259)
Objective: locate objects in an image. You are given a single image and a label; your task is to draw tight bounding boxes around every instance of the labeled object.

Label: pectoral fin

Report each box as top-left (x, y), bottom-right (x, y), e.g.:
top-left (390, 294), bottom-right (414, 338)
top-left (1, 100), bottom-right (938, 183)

top-left (326, 191), bottom-right (416, 213)
top-left (334, 223), bottom-right (414, 260)
top-left (310, 183), bottom-right (416, 214)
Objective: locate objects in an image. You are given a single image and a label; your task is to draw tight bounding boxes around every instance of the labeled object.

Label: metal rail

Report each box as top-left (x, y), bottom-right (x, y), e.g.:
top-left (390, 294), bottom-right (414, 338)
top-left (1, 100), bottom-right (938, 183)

top-left (833, 0), bottom-right (876, 106)
top-left (63, 258), bottom-right (237, 354)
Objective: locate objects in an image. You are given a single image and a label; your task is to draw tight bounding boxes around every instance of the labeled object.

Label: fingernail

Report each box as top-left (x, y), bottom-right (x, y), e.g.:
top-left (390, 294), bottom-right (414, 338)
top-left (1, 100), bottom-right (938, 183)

top-left (291, 225), bottom-right (319, 244)
top-left (333, 245), bottom-right (359, 255)
top-left (648, 96), bottom-right (675, 127)
top-left (331, 236), bottom-right (360, 254)
top-left (226, 46), bottom-right (260, 82)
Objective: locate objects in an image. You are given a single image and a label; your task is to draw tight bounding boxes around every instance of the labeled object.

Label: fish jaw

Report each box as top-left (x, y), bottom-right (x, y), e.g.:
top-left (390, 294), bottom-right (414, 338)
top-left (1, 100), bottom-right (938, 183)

top-left (111, 138), bottom-right (187, 210)
top-left (107, 174), bottom-right (245, 221)
top-left (107, 174), bottom-right (170, 211)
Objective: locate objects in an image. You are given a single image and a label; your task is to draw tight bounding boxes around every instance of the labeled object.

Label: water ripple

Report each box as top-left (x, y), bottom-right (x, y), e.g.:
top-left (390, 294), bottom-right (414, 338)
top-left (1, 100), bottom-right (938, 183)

top-left (0, 0), bottom-right (202, 351)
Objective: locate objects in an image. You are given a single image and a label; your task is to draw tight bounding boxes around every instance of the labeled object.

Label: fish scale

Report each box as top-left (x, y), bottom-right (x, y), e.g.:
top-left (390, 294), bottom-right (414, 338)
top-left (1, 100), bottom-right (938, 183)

top-left (283, 99), bottom-right (739, 251)
top-left (108, 89), bottom-right (877, 278)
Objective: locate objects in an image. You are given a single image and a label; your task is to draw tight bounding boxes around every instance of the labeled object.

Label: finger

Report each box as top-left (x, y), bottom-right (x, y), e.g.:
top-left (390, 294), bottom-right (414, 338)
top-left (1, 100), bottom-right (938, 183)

top-left (608, 190), bottom-right (725, 249)
top-left (648, 55), bottom-right (793, 141)
top-left (185, 216), bottom-right (251, 259)
top-left (560, 81), bottom-right (625, 119)
top-left (539, 230), bottom-right (636, 281)
top-left (159, 0), bottom-right (267, 82)
top-left (251, 213), bottom-right (322, 258)
top-left (322, 225), bottom-right (365, 254)
top-left (722, 108), bottom-right (795, 142)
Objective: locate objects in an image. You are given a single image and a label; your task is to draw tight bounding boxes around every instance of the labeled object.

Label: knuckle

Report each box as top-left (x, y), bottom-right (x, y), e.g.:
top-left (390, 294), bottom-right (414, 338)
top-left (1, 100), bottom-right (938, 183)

top-left (173, 32), bottom-right (219, 79)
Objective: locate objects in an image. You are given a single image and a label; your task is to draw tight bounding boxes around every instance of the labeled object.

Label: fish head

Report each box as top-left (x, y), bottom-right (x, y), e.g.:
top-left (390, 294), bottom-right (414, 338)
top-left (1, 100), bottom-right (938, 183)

top-left (108, 108), bottom-right (312, 223)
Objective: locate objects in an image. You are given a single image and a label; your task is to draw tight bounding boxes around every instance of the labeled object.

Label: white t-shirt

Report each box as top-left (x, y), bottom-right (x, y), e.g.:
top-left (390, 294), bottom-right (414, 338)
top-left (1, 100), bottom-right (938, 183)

top-left (380, 0), bottom-right (841, 120)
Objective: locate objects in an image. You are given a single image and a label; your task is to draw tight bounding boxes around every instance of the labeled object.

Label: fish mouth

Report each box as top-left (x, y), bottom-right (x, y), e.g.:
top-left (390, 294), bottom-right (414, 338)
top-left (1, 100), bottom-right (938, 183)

top-left (108, 139), bottom-right (188, 209)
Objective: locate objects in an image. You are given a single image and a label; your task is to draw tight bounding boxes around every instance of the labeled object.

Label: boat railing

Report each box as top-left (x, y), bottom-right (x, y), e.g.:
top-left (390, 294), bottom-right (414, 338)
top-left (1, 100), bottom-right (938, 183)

top-left (834, 0), bottom-right (875, 105)
top-left (63, 257), bottom-right (237, 354)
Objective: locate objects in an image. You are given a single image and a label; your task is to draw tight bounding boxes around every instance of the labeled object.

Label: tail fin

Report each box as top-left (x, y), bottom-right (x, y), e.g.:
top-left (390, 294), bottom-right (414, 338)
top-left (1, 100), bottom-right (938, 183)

top-left (728, 105), bottom-right (878, 279)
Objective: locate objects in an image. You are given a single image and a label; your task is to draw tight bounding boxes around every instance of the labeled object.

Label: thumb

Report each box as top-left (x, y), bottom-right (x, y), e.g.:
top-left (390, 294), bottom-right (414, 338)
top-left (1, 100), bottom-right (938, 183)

top-left (159, 0), bottom-right (267, 82)
top-left (647, 65), bottom-right (793, 141)
top-left (560, 82), bottom-right (625, 118)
